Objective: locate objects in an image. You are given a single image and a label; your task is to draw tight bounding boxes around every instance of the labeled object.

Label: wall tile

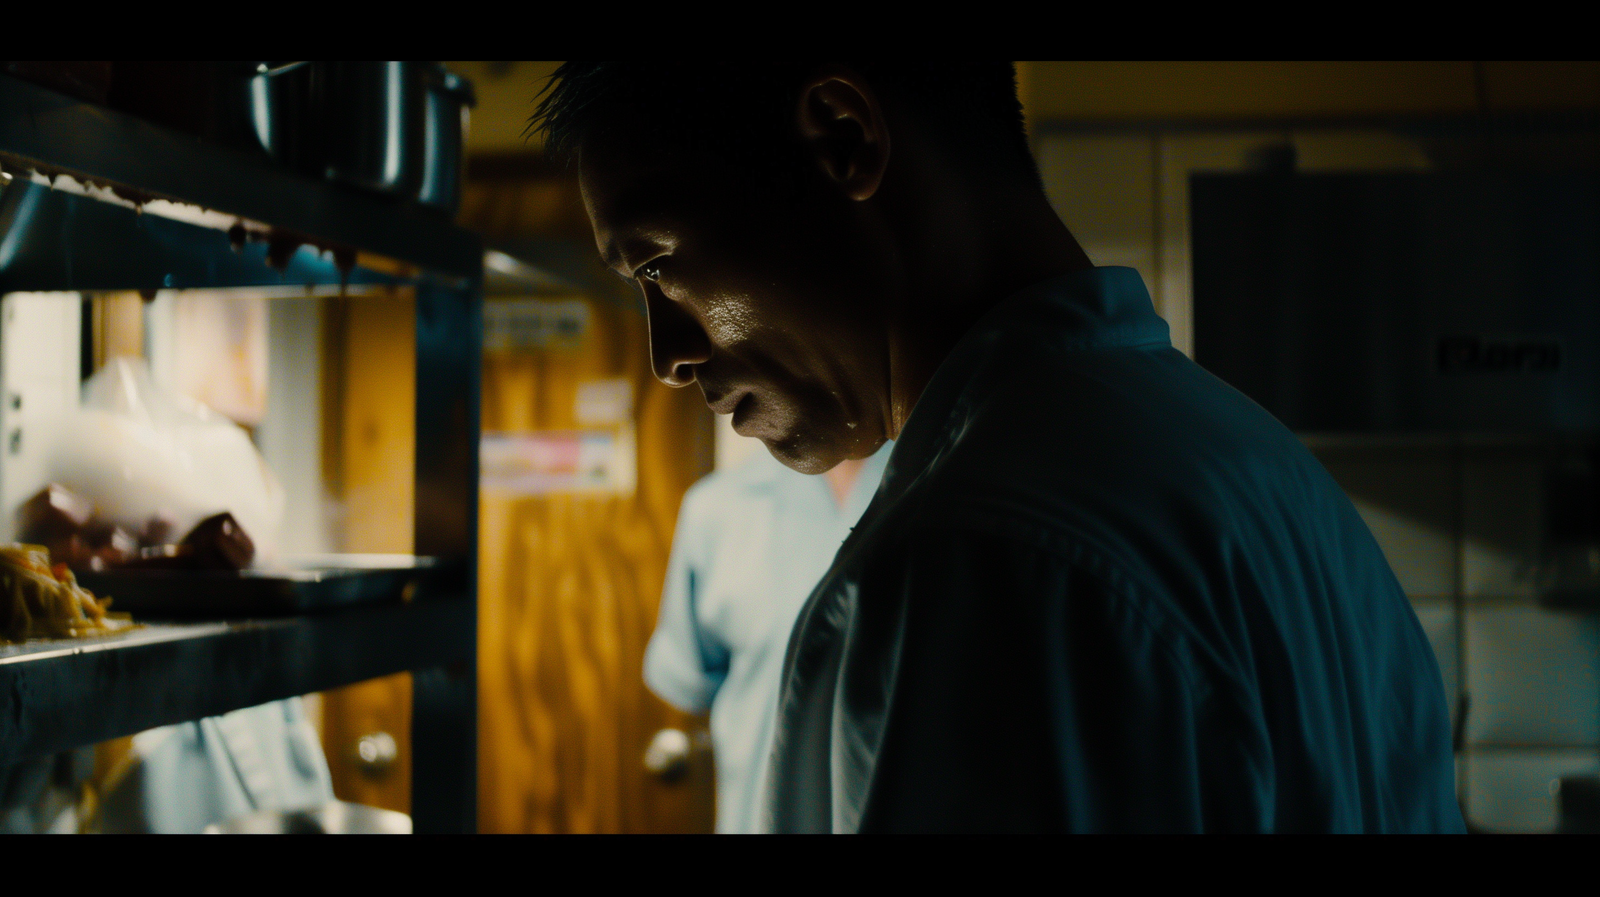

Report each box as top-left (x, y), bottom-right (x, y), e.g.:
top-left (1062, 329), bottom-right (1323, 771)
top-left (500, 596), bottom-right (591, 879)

top-left (1289, 130), bottom-right (1434, 172)
top-left (1462, 453), bottom-right (1543, 600)
top-left (1157, 132), bottom-right (1289, 358)
top-left (1313, 446), bottom-right (1457, 598)
top-left (1037, 135), bottom-right (1157, 293)
top-left (1411, 601), bottom-right (1461, 735)
top-left (1464, 749), bottom-right (1600, 833)
top-left (1464, 605), bottom-right (1599, 746)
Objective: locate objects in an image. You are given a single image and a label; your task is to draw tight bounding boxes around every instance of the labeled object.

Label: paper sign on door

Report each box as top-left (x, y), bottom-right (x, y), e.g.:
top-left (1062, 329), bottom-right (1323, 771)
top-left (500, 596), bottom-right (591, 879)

top-left (481, 425), bottom-right (637, 496)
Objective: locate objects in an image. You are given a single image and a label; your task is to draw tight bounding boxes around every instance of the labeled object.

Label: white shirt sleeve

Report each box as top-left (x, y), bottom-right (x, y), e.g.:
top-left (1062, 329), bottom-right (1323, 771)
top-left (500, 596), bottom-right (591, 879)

top-left (644, 482), bottom-right (729, 714)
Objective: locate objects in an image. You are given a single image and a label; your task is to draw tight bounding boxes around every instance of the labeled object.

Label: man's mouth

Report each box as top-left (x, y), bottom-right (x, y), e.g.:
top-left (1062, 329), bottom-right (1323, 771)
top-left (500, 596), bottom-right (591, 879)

top-left (730, 394), bottom-right (757, 435)
top-left (703, 383), bottom-right (768, 438)
top-left (704, 387), bottom-right (746, 416)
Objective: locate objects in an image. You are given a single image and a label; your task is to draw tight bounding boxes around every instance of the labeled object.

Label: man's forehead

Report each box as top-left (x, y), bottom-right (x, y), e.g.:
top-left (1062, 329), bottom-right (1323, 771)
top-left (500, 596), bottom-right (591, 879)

top-left (580, 149), bottom-right (666, 219)
top-left (575, 108), bottom-right (688, 190)
top-left (579, 141), bottom-right (717, 265)
top-left (581, 159), bottom-right (668, 266)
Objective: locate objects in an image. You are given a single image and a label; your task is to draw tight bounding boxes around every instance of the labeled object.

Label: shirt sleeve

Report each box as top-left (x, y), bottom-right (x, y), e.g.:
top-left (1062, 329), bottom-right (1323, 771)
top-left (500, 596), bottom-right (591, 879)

top-left (853, 522), bottom-right (1273, 833)
top-left (643, 484), bottom-right (730, 715)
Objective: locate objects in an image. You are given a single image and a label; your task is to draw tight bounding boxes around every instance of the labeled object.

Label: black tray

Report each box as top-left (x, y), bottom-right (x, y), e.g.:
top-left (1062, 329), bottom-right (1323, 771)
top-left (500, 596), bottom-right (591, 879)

top-left (74, 554), bottom-right (450, 619)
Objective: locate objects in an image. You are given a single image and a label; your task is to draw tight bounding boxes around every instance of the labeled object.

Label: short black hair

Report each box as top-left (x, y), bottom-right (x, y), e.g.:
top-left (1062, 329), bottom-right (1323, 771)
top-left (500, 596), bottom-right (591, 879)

top-left (528, 62), bottom-right (1042, 192)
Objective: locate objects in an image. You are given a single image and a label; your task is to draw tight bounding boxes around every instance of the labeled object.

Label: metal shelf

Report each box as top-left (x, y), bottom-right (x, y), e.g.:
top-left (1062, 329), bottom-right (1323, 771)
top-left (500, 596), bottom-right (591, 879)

top-left (0, 598), bottom-right (471, 762)
top-left (0, 70), bottom-right (482, 832)
top-left (0, 179), bottom-right (414, 294)
top-left (0, 72), bottom-right (480, 281)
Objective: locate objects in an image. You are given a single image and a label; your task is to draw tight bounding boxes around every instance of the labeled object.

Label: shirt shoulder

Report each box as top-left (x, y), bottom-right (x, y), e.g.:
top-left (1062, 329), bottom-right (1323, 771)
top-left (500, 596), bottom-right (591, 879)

top-left (880, 511), bottom-right (1242, 706)
top-left (833, 518), bottom-right (1273, 832)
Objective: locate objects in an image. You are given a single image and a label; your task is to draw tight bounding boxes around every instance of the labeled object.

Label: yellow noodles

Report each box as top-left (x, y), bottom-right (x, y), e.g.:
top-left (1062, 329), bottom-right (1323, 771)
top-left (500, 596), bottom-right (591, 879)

top-left (0, 543), bottom-right (134, 643)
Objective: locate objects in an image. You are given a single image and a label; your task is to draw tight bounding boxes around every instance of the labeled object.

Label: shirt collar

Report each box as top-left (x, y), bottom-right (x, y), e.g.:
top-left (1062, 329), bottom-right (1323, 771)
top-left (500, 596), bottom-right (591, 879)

top-left (737, 438), bottom-right (893, 515)
top-left (839, 441), bottom-right (892, 520)
top-left (875, 266), bottom-right (1170, 504)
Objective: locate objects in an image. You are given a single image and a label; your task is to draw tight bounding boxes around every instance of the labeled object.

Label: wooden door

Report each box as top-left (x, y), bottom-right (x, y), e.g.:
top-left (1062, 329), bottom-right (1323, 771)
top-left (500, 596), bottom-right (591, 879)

top-left (318, 292), bottom-right (416, 814)
top-left (477, 292), bottom-right (715, 833)
top-left (317, 285), bottom-right (717, 832)
top-left (460, 153), bottom-right (717, 833)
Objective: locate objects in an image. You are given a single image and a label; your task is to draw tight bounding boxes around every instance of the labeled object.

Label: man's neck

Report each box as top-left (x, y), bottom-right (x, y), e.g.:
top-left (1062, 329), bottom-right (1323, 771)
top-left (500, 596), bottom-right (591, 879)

top-left (883, 179), bottom-right (1094, 440)
top-left (823, 457), bottom-right (867, 508)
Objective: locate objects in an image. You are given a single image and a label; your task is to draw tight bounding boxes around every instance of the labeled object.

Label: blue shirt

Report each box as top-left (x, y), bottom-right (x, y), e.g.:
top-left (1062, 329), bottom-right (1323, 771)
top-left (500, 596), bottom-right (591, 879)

top-left (99, 699), bottom-right (334, 834)
top-left (646, 445), bottom-right (889, 833)
top-left (767, 267), bottom-right (1465, 833)
top-left (0, 698), bottom-right (331, 834)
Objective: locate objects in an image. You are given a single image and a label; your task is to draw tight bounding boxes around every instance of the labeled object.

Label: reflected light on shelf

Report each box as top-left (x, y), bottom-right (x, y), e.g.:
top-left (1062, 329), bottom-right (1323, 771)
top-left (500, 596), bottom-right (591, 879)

top-left (21, 168), bottom-right (253, 234)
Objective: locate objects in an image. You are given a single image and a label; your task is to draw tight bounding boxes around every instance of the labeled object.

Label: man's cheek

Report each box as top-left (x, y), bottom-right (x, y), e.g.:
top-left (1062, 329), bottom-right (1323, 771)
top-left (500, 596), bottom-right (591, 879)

top-left (700, 294), bottom-right (765, 347)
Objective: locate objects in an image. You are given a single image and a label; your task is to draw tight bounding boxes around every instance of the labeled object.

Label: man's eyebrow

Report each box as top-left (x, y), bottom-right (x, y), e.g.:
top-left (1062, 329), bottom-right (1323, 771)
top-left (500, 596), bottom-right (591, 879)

top-left (599, 233), bottom-right (663, 280)
top-left (599, 240), bottom-right (641, 282)
top-left (598, 240), bottom-right (625, 274)
top-left (593, 180), bottom-right (673, 277)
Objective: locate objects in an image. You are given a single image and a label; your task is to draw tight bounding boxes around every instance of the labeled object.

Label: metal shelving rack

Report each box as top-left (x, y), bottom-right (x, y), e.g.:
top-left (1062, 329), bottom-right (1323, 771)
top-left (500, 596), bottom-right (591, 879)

top-left (0, 72), bottom-right (481, 833)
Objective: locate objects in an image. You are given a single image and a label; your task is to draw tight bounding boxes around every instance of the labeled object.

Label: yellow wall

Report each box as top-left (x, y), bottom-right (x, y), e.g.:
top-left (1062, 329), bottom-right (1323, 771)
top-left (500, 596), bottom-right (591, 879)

top-left (448, 61), bottom-right (564, 155)
top-left (1018, 61), bottom-right (1600, 124)
top-left (1480, 61), bottom-right (1600, 111)
top-left (449, 62), bottom-right (1600, 154)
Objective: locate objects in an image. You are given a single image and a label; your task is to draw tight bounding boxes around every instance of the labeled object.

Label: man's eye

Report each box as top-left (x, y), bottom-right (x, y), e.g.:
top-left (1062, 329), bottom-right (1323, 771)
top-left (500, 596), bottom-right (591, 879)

top-left (636, 263), bottom-right (661, 282)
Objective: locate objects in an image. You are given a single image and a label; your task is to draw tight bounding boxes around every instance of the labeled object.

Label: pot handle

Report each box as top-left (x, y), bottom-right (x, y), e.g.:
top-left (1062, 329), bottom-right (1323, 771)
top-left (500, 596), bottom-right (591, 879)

top-left (255, 61), bottom-right (309, 78)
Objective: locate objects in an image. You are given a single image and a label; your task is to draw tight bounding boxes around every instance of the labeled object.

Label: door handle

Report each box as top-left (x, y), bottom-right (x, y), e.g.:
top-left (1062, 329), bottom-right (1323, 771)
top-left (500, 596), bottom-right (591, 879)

top-left (353, 731), bottom-right (398, 777)
top-left (643, 728), bottom-right (692, 782)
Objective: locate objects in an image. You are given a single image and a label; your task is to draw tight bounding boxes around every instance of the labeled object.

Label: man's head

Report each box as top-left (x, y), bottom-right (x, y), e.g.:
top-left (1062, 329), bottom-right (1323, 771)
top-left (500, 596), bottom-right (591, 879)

top-left (529, 62), bottom-right (1049, 474)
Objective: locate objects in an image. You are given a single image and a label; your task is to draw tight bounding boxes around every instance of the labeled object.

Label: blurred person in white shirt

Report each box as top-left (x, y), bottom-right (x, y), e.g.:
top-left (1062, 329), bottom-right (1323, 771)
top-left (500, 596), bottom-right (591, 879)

top-left (645, 443), bottom-right (889, 833)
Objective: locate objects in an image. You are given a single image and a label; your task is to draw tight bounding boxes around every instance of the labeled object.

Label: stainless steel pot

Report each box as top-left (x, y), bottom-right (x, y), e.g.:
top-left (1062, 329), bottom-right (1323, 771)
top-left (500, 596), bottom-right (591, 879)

top-left (244, 61), bottom-right (314, 166)
top-left (309, 61), bottom-right (427, 197)
top-left (417, 64), bottom-right (475, 216)
top-left (102, 62), bottom-right (270, 155)
top-left (243, 61), bottom-right (428, 197)
top-left (103, 62), bottom-right (445, 204)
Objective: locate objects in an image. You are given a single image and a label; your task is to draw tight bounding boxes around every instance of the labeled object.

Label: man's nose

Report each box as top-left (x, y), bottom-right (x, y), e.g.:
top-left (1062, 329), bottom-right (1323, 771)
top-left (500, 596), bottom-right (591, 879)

top-left (645, 288), bottom-right (713, 387)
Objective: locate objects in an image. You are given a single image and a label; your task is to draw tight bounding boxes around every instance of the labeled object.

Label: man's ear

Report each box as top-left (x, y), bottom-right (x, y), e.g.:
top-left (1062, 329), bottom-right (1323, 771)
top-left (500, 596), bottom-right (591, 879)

top-left (796, 71), bottom-right (889, 202)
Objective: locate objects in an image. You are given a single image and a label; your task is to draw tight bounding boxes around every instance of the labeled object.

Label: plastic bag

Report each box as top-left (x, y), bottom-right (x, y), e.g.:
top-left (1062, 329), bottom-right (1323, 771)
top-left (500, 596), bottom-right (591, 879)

top-left (48, 357), bottom-right (284, 561)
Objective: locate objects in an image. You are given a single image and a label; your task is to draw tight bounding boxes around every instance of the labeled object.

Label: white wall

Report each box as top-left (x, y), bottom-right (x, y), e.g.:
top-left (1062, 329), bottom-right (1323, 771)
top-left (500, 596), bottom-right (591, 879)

top-left (260, 297), bottom-right (332, 557)
top-left (1037, 128), bottom-right (1597, 832)
top-left (0, 292), bottom-right (82, 541)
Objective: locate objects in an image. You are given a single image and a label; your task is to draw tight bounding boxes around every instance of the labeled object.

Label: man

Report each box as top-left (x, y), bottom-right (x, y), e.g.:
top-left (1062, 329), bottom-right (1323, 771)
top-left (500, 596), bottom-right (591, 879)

top-left (645, 443), bottom-right (889, 833)
top-left (531, 62), bottom-right (1464, 832)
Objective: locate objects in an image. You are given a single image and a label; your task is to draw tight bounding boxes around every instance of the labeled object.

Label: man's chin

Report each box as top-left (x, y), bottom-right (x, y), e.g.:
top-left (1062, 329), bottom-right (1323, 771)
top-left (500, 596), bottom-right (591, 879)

top-left (762, 436), bottom-right (839, 476)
